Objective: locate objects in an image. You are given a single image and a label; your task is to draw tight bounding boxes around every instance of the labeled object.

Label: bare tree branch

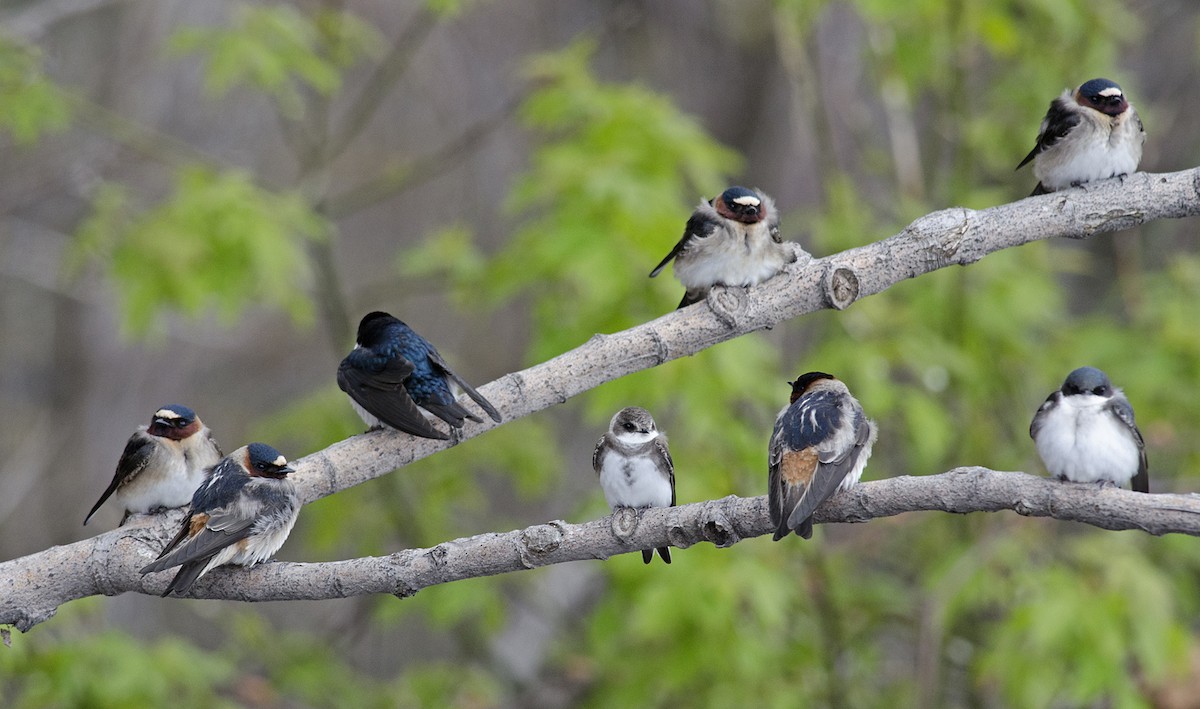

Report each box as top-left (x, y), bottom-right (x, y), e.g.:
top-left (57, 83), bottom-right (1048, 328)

top-left (3, 169), bottom-right (1199, 631)
top-left (6, 468), bottom-right (1200, 632)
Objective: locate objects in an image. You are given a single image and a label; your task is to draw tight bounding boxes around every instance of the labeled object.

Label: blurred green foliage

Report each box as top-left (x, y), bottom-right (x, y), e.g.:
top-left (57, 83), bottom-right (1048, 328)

top-left (169, 4), bottom-right (384, 118)
top-left (0, 36), bottom-right (70, 144)
top-left (0, 604), bottom-right (422, 708)
top-left (6, 1), bottom-right (1200, 707)
top-left (71, 165), bottom-right (327, 336)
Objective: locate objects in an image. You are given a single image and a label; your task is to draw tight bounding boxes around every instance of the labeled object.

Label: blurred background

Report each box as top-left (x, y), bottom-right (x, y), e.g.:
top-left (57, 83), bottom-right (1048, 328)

top-left (2, 0), bottom-right (1200, 706)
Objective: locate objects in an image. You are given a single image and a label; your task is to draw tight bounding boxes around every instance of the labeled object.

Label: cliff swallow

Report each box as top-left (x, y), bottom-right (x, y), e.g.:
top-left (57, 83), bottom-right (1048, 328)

top-left (650, 186), bottom-right (794, 309)
top-left (1017, 78), bottom-right (1145, 195)
top-left (769, 372), bottom-right (877, 540)
top-left (139, 442), bottom-right (300, 596)
top-left (84, 404), bottom-right (222, 526)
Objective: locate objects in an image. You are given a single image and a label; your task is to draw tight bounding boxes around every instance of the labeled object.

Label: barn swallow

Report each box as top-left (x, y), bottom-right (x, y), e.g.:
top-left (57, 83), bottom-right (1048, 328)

top-left (649, 186), bottom-right (795, 309)
top-left (1030, 366), bottom-right (1148, 492)
top-left (337, 311), bottom-right (502, 440)
top-left (1017, 78), bottom-right (1145, 195)
top-left (769, 372), bottom-right (877, 541)
top-left (592, 407), bottom-right (675, 564)
top-left (139, 442), bottom-right (300, 596)
top-left (83, 404), bottom-right (223, 526)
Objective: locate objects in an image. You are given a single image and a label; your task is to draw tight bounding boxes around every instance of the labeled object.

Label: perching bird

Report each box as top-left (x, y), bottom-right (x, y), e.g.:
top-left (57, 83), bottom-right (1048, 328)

top-left (592, 407), bottom-right (675, 564)
top-left (337, 311), bottom-right (502, 440)
top-left (1017, 78), bottom-right (1145, 195)
top-left (1030, 366), bottom-right (1148, 492)
top-left (83, 404), bottom-right (223, 526)
top-left (649, 186), bottom-right (794, 309)
top-left (769, 372), bottom-right (877, 541)
top-left (140, 443), bottom-right (300, 596)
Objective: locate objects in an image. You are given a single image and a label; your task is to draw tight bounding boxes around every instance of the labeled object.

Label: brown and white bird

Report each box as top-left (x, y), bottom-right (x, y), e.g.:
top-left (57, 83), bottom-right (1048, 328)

top-left (769, 372), bottom-right (877, 541)
top-left (593, 407), bottom-right (676, 564)
top-left (1017, 78), bottom-right (1145, 195)
top-left (650, 186), bottom-right (794, 309)
top-left (83, 404), bottom-right (223, 526)
top-left (140, 443), bottom-right (299, 596)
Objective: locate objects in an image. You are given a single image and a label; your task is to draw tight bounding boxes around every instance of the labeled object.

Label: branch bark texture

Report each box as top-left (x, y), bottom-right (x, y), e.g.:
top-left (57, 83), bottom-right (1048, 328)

top-left (4, 169), bottom-right (1200, 631)
top-left (6, 469), bottom-right (1200, 631)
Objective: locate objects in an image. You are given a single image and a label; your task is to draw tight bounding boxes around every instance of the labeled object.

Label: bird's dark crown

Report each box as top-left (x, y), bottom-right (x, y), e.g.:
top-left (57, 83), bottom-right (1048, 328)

top-left (714, 186), bottom-right (765, 224)
top-left (1061, 366), bottom-right (1113, 397)
top-left (355, 310), bottom-right (404, 344)
top-left (149, 404), bottom-right (200, 440)
top-left (245, 442), bottom-right (295, 478)
top-left (1075, 78), bottom-right (1127, 117)
top-left (788, 372), bottom-right (836, 402)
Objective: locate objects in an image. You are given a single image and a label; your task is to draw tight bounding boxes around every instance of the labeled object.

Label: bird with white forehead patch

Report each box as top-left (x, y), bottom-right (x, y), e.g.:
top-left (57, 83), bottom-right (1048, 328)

top-left (593, 407), bottom-right (676, 563)
top-left (1017, 78), bottom-right (1145, 195)
top-left (84, 404), bottom-right (223, 527)
top-left (140, 442), bottom-right (300, 596)
top-left (650, 186), bottom-right (796, 309)
top-left (338, 311), bottom-right (502, 440)
top-left (1030, 366), bottom-right (1148, 492)
top-left (769, 372), bottom-right (877, 541)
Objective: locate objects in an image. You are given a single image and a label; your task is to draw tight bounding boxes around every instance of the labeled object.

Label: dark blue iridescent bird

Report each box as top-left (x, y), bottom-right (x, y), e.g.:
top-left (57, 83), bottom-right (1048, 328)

top-left (337, 311), bottom-right (502, 440)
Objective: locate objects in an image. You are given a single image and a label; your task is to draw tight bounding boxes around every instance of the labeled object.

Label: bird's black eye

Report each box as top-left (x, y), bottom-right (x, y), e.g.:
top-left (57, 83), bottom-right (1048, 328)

top-left (255, 461), bottom-right (267, 470)
top-left (1093, 386), bottom-right (1106, 395)
top-left (623, 422), bottom-right (636, 431)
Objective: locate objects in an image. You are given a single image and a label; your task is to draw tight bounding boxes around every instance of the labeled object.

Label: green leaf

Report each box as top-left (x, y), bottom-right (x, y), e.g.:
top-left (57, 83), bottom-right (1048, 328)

top-left (0, 37), bottom-right (71, 144)
top-left (72, 165), bottom-right (327, 337)
top-left (168, 4), bottom-right (383, 117)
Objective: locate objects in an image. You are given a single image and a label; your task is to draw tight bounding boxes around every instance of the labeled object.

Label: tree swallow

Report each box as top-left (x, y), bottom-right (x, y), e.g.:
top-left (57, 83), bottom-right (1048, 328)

top-left (83, 404), bottom-right (223, 526)
top-left (769, 372), bottom-right (877, 541)
top-left (1030, 366), bottom-right (1148, 492)
top-left (649, 186), bottom-right (794, 309)
top-left (1017, 78), bottom-right (1145, 195)
top-left (592, 407), bottom-right (675, 564)
top-left (140, 442), bottom-right (300, 596)
top-left (337, 311), bottom-right (503, 440)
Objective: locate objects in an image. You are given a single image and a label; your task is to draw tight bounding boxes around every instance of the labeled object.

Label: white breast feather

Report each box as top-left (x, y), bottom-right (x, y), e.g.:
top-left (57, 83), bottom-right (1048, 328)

top-left (1034, 394), bottom-right (1141, 484)
top-left (115, 444), bottom-right (210, 514)
top-left (1036, 110), bottom-right (1143, 191)
top-left (598, 450), bottom-right (672, 510)
top-left (673, 222), bottom-right (790, 291)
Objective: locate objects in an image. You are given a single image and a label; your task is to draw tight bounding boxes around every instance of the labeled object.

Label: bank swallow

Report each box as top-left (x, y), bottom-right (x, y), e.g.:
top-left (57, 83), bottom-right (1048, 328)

top-left (593, 407), bottom-right (675, 563)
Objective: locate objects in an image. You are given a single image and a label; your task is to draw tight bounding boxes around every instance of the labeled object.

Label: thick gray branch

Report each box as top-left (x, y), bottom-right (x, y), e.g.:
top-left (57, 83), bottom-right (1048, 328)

top-left (4, 170), bottom-right (1199, 629)
top-left (6, 469), bottom-right (1200, 630)
top-left (299, 169), bottom-right (1200, 503)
